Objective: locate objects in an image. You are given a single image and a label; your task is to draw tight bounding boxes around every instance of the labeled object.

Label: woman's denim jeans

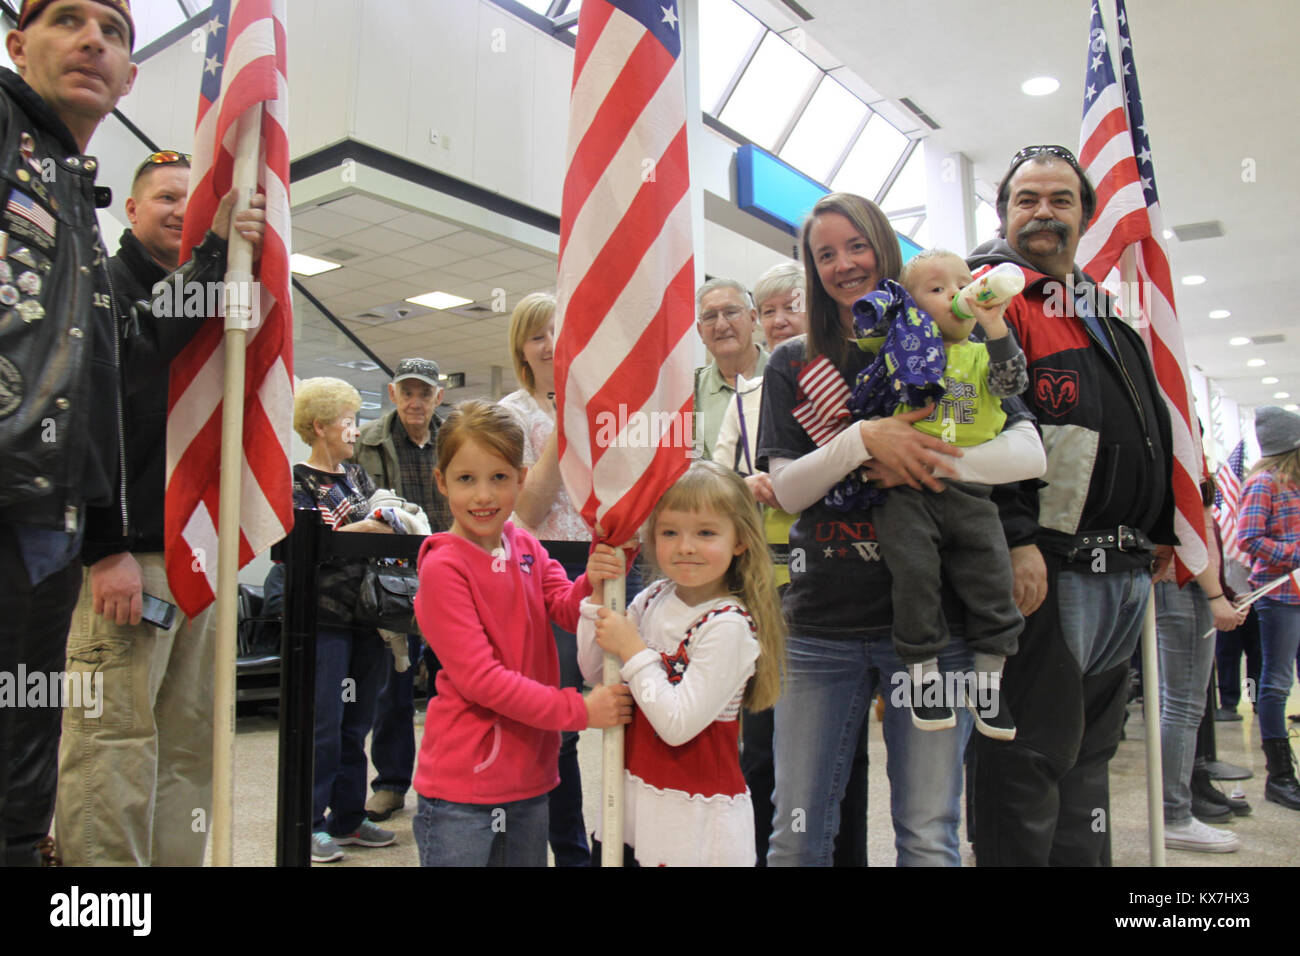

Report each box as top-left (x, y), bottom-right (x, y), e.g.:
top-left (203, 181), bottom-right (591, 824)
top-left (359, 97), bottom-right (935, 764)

top-left (1256, 598), bottom-right (1300, 740)
top-left (1154, 580), bottom-right (1215, 824)
top-left (768, 633), bottom-right (973, 866)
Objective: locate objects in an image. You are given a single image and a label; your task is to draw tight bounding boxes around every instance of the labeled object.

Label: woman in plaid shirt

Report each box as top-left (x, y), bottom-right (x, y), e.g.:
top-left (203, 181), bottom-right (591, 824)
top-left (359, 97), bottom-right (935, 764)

top-left (1237, 406), bottom-right (1300, 811)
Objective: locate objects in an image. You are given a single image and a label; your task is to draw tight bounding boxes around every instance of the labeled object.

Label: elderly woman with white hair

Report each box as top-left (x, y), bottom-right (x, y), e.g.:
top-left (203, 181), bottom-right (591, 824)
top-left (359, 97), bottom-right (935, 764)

top-left (714, 261), bottom-right (807, 488)
top-left (291, 377), bottom-right (397, 864)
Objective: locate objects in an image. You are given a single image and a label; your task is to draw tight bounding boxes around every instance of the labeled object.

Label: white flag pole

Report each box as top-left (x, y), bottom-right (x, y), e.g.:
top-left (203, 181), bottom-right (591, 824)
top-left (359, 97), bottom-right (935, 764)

top-left (211, 107), bottom-right (261, 867)
top-left (1140, 584), bottom-right (1165, 866)
top-left (601, 569), bottom-right (626, 867)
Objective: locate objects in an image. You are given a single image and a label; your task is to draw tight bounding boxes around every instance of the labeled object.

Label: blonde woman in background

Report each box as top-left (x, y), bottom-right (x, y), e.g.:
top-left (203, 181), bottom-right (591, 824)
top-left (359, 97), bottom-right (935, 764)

top-left (499, 293), bottom-right (598, 865)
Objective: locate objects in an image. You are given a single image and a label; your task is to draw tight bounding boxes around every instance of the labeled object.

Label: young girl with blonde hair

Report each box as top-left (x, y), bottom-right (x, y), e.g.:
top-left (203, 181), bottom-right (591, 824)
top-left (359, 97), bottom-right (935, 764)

top-left (580, 460), bottom-right (785, 866)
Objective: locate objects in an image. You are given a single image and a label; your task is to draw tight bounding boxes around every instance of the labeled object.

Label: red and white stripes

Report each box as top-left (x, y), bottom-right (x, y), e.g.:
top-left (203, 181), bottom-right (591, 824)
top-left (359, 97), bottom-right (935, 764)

top-left (165, 0), bottom-right (293, 617)
top-left (555, 0), bottom-right (694, 545)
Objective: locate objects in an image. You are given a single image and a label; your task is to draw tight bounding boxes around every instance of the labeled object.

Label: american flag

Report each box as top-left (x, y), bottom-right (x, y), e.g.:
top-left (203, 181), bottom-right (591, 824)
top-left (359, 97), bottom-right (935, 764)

top-left (165, 0), bottom-right (294, 617)
top-left (1214, 440), bottom-right (1247, 566)
top-left (1076, 0), bottom-right (1207, 582)
top-left (554, 0), bottom-right (695, 545)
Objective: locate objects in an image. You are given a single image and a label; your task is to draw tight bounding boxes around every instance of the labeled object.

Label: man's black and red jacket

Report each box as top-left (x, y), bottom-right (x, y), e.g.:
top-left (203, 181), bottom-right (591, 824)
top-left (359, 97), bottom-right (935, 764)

top-left (967, 238), bottom-right (1176, 568)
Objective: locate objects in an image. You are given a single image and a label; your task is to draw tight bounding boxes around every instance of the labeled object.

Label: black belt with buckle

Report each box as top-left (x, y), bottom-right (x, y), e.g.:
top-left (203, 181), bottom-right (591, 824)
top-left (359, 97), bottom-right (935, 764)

top-left (1064, 525), bottom-right (1154, 563)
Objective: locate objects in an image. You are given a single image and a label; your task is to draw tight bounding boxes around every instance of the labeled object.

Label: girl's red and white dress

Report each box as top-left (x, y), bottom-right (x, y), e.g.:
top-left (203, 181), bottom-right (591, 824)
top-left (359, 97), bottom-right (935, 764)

top-left (577, 581), bottom-right (759, 866)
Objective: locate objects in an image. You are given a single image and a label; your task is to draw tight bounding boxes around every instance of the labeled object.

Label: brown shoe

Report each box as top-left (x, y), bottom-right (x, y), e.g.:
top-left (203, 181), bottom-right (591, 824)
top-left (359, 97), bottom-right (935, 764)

top-left (365, 789), bottom-right (406, 822)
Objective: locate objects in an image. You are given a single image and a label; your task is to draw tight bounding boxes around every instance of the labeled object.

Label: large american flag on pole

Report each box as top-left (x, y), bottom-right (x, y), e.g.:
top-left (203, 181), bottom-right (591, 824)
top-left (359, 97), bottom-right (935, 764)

top-left (555, 0), bottom-right (695, 544)
top-left (165, 0), bottom-right (294, 617)
top-left (1076, 0), bottom-right (1207, 582)
top-left (1214, 440), bottom-right (1247, 567)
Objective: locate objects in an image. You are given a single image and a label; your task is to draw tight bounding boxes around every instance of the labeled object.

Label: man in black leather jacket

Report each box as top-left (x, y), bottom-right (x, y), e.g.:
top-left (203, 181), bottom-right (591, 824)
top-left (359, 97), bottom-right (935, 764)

top-left (55, 153), bottom-right (264, 865)
top-left (0, 0), bottom-right (139, 868)
top-left (968, 145), bottom-right (1176, 867)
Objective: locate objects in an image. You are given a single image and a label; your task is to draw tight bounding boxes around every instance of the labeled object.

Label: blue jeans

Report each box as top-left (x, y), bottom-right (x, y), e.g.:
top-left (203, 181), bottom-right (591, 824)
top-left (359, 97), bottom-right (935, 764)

top-left (1256, 599), bottom-right (1300, 740)
top-left (1216, 607), bottom-right (1261, 710)
top-left (412, 794), bottom-right (549, 866)
top-left (1155, 580), bottom-right (1215, 824)
top-left (768, 634), bottom-right (973, 867)
top-left (313, 626), bottom-right (387, 835)
top-left (370, 633), bottom-right (421, 795)
top-left (1056, 567), bottom-right (1151, 676)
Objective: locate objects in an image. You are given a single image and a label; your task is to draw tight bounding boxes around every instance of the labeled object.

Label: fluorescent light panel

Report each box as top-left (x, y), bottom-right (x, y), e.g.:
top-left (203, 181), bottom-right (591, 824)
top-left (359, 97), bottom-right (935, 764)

top-left (406, 291), bottom-right (474, 310)
top-left (290, 253), bottom-right (341, 276)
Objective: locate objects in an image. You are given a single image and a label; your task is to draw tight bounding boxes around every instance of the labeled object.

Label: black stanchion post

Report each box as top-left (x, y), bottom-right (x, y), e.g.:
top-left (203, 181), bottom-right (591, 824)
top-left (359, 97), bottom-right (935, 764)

top-left (277, 509), bottom-right (321, 866)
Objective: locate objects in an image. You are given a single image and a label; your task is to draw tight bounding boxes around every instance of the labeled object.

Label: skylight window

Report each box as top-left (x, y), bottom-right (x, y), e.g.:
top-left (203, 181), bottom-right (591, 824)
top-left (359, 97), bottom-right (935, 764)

top-left (718, 31), bottom-right (819, 151)
top-left (778, 77), bottom-right (868, 185)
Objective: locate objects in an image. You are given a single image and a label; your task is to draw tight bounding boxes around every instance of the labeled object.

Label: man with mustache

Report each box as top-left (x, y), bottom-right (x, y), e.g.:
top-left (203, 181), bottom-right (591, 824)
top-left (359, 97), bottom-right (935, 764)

top-left (966, 146), bottom-right (1176, 866)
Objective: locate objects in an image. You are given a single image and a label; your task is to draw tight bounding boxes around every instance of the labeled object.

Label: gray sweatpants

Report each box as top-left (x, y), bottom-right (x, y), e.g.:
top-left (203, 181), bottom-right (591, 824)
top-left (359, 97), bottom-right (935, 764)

top-left (875, 480), bottom-right (1023, 666)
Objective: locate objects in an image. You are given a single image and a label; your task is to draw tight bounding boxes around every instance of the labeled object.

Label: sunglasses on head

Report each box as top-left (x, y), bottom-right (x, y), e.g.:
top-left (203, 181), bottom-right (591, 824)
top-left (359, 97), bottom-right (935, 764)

top-left (1009, 144), bottom-right (1081, 168)
top-left (133, 150), bottom-right (192, 183)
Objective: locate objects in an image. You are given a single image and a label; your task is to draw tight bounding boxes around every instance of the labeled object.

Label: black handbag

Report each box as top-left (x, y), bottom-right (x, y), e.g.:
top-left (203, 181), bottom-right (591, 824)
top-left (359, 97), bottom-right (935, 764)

top-left (356, 562), bottom-right (420, 633)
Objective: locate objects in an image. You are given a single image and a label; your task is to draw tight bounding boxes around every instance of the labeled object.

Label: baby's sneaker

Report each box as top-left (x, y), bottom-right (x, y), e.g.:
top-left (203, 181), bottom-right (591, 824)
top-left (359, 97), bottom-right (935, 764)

top-left (909, 669), bottom-right (955, 732)
top-left (967, 673), bottom-right (1016, 741)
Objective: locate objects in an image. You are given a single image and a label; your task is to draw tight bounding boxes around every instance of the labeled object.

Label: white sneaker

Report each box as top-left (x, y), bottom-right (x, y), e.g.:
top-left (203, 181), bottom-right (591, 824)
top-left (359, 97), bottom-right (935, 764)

top-left (1164, 818), bottom-right (1240, 853)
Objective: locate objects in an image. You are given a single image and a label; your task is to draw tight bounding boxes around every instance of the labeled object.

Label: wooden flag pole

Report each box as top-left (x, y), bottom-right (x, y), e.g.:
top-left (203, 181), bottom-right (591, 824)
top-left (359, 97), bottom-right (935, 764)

top-left (210, 108), bottom-right (261, 867)
top-left (1140, 584), bottom-right (1165, 866)
top-left (601, 570), bottom-right (626, 866)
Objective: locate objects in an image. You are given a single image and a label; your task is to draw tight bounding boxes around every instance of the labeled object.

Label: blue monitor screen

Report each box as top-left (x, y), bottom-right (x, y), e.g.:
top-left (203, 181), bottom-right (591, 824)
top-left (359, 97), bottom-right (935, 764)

top-left (736, 143), bottom-right (922, 263)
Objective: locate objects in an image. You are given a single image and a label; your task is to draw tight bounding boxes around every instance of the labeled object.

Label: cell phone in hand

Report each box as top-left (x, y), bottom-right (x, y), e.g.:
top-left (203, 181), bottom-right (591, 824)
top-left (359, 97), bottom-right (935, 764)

top-left (141, 593), bottom-right (178, 629)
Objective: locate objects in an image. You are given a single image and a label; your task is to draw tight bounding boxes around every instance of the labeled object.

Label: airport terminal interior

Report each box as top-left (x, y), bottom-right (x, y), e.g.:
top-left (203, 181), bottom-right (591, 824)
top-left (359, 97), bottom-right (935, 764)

top-left (3, 0), bottom-right (1297, 869)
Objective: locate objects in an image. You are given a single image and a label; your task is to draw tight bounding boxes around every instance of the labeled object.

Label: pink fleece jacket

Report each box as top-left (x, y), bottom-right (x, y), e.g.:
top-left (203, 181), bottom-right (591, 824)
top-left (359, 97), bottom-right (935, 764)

top-left (413, 524), bottom-right (591, 804)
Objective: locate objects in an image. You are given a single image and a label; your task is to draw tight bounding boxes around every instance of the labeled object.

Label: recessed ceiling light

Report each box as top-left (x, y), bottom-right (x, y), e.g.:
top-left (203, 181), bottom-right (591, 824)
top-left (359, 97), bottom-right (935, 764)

top-left (1162, 229), bottom-right (1174, 240)
top-left (290, 253), bottom-right (342, 276)
top-left (1181, 275), bottom-right (1206, 286)
top-left (1286, 404), bottom-right (1299, 412)
top-left (1275, 392), bottom-right (1291, 399)
top-left (1261, 376), bottom-right (1279, 383)
top-left (1021, 76), bottom-right (1060, 96)
top-left (406, 291), bottom-right (474, 310)
top-left (1209, 309), bottom-right (1230, 319)
top-left (1229, 337), bottom-right (1250, 346)
top-left (1247, 359), bottom-right (1266, 368)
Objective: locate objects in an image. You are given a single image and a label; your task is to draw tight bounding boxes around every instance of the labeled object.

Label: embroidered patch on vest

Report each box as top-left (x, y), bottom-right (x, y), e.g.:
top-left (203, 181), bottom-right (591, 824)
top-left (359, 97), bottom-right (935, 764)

top-left (1034, 367), bottom-right (1079, 417)
top-left (0, 355), bottom-right (23, 418)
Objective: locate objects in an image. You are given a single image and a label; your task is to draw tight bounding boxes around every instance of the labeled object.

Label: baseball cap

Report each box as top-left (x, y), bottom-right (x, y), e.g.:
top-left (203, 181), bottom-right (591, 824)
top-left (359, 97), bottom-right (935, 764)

top-left (393, 358), bottom-right (441, 387)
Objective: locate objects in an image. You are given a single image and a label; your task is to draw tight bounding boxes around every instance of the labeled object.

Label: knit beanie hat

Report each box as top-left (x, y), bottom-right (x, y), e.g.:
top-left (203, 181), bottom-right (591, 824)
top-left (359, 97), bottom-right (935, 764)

top-left (1254, 406), bottom-right (1300, 457)
top-left (18, 0), bottom-right (134, 50)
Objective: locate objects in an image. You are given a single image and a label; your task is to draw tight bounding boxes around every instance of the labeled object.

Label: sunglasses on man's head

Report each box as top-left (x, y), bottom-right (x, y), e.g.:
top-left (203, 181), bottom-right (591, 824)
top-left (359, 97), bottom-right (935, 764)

top-left (1009, 145), bottom-right (1081, 168)
top-left (133, 150), bottom-right (192, 183)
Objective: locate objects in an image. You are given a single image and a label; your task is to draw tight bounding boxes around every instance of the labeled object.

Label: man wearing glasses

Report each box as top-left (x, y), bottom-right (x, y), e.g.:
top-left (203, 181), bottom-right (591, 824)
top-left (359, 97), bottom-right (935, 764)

top-left (967, 145), bottom-right (1176, 866)
top-left (694, 278), bottom-right (768, 462)
top-left (54, 150), bottom-right (264, 866)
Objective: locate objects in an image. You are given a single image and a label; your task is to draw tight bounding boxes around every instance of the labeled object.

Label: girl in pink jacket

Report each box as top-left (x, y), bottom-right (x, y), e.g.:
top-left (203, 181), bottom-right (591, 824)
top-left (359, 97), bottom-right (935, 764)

top-left (412, 401), bottom-right (632, 866)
